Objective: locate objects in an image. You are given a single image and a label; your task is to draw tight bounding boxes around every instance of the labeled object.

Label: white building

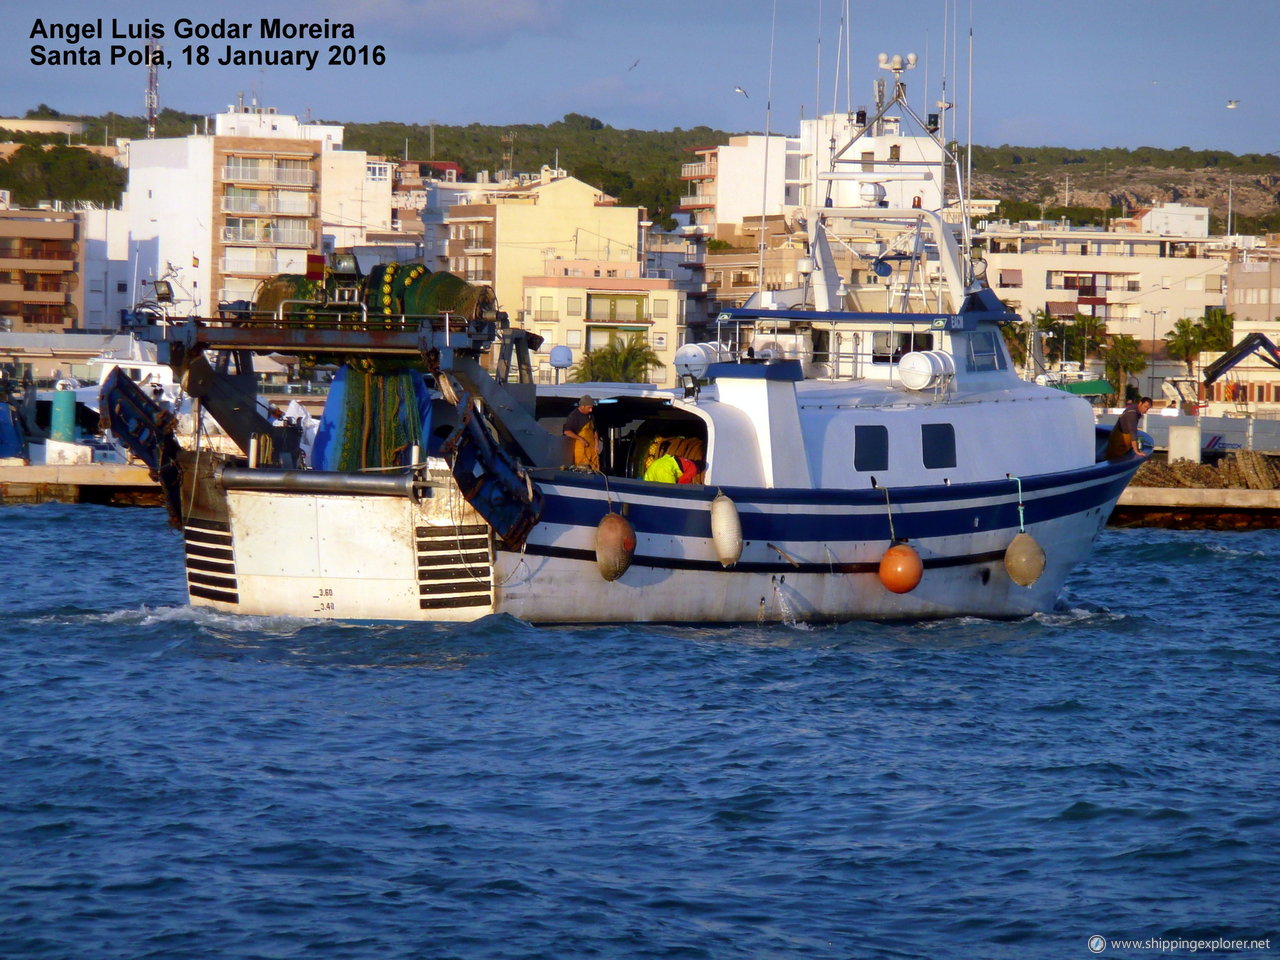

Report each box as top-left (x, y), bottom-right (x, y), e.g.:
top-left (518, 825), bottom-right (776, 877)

top-left (119, 102), bottom-right (387, 310)
top-left (680, 111), bottom-right (946, 238)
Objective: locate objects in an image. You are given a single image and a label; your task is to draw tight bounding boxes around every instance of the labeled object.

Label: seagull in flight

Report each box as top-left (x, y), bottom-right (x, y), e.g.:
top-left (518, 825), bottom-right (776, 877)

top-left (1227, 99), bottom-right (1239, 109)
top-left (628, 58), bottom-right (640, 71)
top-left (734, 86), bottom-right (749, 99)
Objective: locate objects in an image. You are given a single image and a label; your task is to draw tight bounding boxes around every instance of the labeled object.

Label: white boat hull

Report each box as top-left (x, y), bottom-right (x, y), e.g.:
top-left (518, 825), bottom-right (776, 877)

top-left (180, 460), bottom-right (1135, 623)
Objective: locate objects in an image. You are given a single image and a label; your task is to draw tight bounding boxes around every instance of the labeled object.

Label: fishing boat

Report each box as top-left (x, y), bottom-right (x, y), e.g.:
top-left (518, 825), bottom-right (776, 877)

top-left (104, 72), bottom-right (1143, 624)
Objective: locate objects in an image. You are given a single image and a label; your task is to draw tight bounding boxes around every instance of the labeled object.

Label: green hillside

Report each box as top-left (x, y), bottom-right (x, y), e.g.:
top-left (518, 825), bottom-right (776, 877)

top-left (4, 105), bottom-right (1279, 233)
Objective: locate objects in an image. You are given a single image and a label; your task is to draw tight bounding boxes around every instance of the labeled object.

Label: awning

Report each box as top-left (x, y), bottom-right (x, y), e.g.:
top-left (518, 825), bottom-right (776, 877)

top-left (999, 268), bottom-right (1022, 285)
top-left (1055, 378), bottom-right (1114, 395)
top-left (1046, 301), bottom-right (1077, 317)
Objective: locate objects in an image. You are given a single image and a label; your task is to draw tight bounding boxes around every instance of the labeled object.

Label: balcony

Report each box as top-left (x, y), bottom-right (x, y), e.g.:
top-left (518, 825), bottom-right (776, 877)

top-left (681, 161), bottom-right (717, 180)
top-left (222, 224), bottom-right (314, 246)
top-left (220, 252), bottom-right (311, 275)
top-left (221, 195), bottom-right (315, 216)
top-left (221, 165), bottom-right (315, 187)
top-left (0, 246), bottom-right (76, 269)
top-left (679, 194), bottom-right (715, 209)
top-left (0, 282), bottom-right (67, 303)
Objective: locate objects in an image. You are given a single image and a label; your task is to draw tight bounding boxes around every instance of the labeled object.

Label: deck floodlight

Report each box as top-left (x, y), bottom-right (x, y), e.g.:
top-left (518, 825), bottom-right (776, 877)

top-left (330, 253), bottom-right (360, 278)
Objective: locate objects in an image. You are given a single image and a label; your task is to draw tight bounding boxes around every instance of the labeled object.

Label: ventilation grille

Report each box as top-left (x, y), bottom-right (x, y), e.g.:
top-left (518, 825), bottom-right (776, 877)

top-left (416, 523), bottom-right (493, 611)
top-left (184, 517), bottom-right (239, 605)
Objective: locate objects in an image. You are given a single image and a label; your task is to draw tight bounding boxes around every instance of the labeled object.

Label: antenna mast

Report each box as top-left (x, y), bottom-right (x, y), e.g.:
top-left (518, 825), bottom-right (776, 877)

top-left (145, 39), bottom-right (160, 138)
top-left (500, 132), bottom-right (515, 180)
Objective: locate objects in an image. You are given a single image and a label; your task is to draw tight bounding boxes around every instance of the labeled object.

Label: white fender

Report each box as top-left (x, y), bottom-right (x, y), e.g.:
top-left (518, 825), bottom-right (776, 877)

top-left (595, 512), bottom-right (635, 581)
top-left (710, 492), bottom-right (743, 568)
top-left (1004, 532), bottom-right (1046, 587)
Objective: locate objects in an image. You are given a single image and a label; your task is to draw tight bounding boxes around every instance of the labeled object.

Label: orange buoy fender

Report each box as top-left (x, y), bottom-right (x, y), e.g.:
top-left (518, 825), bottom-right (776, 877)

top-left (709, 492), bottom-right (743, 568)
top-left (1004, 531), bottom-right (1046, 587)
top-left (879, 542), bottom-right (923, 594)
top-left (595, 512), bottom-right (636, 581)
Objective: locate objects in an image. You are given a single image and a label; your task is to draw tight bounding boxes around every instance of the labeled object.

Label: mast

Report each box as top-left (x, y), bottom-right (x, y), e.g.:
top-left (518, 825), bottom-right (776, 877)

top-left (145, 38), bottom-right (160, 139)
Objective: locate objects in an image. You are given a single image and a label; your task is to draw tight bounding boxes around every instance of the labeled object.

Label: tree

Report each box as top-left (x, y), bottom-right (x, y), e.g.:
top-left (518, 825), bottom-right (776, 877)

top-left (1102, 334), bottom-right (1147, 397)
top-left (1164, 316), bottom-right (1203, 375)
top-left (1033, 309), bottom-right (1064, 367)
top-left (1201, 307), bottom-right (1234, 352)
top-left (0, 144), bottom-right (125, 207)
top-left (1072, 313), bottom-right (1108, 363)
top-left (571, 334), bottom-right (665, 384)
top-left (1000, 320), bottom-right (1030, 369)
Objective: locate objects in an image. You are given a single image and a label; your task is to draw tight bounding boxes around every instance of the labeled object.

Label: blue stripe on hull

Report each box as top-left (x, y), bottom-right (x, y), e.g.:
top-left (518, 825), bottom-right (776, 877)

top-left (534, 457), bottom-right (1138, 544)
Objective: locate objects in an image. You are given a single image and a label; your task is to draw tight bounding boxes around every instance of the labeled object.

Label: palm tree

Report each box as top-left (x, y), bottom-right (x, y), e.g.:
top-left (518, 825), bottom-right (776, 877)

top-left (1201, 307), bottom-right (1234, 352)
top-left (1000, 320), bottom-right (1030, 370)
top-left (1073, 313), bottom-right (1108, 364)
top-left (570, 333), bottom-right (665, 384)
top-left (1164, 316), bottom-right (1203, 376)
top-left (1102, 334), bottom-right (1148, 397)
top-left (1033, 309), bottom-right (1063, 368)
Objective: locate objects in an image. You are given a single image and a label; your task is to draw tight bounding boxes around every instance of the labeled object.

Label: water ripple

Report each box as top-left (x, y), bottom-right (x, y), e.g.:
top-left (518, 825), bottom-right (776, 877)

top-left (0, 510), bottom-right (1277, 959)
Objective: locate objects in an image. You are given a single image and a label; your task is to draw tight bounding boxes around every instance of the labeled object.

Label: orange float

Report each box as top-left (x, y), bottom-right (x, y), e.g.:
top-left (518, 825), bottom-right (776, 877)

top-left (878, 542), bottom-right (923, 593)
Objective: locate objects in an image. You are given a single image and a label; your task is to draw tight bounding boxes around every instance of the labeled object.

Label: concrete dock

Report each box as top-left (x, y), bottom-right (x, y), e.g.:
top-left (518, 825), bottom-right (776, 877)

top-left (0, 462), bottom-right (162, 507)
top-left (1111, 486), bottom-right (1280, 530)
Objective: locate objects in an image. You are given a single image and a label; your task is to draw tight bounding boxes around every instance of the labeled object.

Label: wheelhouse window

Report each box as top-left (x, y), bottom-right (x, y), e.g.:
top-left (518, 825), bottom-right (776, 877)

top-left (963, 330), bottom-right (1006, 372)
top-left (854, 425), bottom-right (888, 471)
top-left (921, 423), bottom-right (956, 469)
top-left (872, 330), bottom-right (932, 363)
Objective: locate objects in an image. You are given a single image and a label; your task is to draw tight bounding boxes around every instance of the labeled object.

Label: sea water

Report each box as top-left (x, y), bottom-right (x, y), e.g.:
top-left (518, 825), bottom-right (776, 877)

top-left (1, 503), bottom-right (1276, 959)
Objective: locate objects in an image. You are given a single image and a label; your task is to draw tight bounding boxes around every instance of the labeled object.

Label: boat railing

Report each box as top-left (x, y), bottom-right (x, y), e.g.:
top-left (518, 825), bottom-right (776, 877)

top-left (139, 301), bottom-right (505, 361)
top-left (203, 299), bottom-right (483, 336)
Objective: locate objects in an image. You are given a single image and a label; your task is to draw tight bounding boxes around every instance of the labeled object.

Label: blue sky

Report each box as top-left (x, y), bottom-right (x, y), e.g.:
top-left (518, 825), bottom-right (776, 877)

top-left (4, 0), bottom-right (1278, 154)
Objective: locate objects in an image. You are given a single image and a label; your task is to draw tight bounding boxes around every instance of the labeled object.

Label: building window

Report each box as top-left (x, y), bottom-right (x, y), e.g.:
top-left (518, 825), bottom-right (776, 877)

top-left (566, 297), bottom-right (583, 316)
top-left (567, 330), bottom-right (582, 347)
top-left (588, 295), bottom-right (643, 322)
top-left (652, 298), bottom-right (669, 318)
top-left (586, 325), bottom-right (641, 351)
top-left (921, 423), bottom-right (957, 469)
top-left (854, 425), bottom-right (888, 472)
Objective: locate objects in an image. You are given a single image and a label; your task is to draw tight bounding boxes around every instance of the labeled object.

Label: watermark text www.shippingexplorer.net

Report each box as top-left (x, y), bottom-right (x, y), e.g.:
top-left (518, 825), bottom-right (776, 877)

top-left (1088, 935), bottom-right (1272, 954)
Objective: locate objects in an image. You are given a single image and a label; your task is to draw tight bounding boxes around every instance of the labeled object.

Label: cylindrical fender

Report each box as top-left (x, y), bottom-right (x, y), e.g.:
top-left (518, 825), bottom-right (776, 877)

top-left (1004, 532), bottom-right (1046, 587)
top-left (595, 512), bottom-right (635, 582)
top-left (709, 492), bottom-right (743, 568)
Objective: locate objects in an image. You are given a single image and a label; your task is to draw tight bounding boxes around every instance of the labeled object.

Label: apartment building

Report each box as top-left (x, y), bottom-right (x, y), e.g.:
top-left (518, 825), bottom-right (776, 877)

top-left (123, 103), bottom-right (392, 309)
top-left (521, 258), bottom-right (683, 386)
top-left (977, 212), bottom-right (1229, 348)
top-left (0, 207), bottom-right (86, 332)
top-left (1199, 243), bottom-right (1280, 411)
top-left (444, 171), bottom-right (643, 316)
